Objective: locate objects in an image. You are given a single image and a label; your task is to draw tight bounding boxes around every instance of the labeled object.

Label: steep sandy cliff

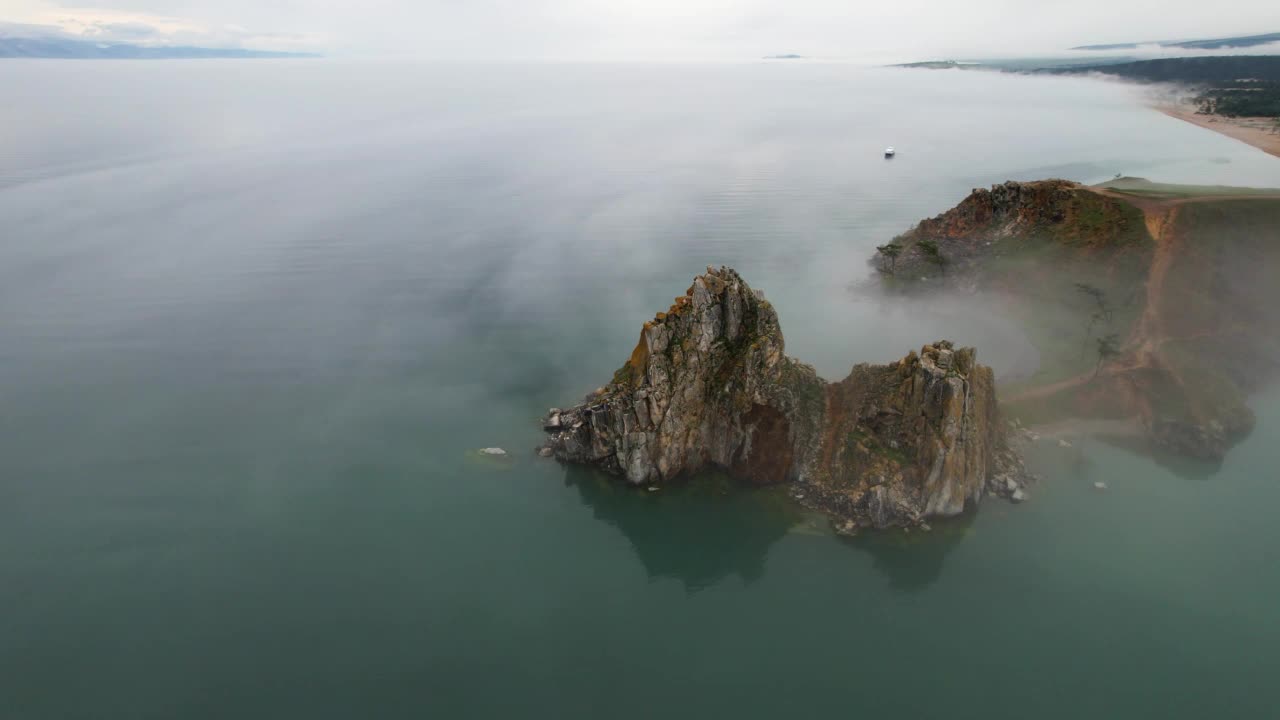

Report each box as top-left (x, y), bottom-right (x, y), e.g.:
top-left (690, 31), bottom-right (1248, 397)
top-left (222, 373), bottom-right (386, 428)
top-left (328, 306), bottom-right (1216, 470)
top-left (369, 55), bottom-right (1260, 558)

top-left (542, 267), bottom-right (1026, 530)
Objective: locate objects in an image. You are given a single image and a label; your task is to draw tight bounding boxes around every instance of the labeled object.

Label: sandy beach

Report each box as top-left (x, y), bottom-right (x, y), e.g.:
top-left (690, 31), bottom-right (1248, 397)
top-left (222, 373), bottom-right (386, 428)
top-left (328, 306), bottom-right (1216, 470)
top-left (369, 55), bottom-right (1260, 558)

top-left (1158, 105), bottom-right (1280, 159)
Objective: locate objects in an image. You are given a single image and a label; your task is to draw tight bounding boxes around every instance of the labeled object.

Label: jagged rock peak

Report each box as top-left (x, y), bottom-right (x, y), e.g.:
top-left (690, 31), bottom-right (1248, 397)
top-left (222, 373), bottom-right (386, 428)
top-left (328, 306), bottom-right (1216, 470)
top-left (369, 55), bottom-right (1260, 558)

top-left (543, 266), bottom-right (827, 489)
top-left (809, 340), bottom-right (1020, 530)
top-left (541, 267), bottom-right (1027, 531)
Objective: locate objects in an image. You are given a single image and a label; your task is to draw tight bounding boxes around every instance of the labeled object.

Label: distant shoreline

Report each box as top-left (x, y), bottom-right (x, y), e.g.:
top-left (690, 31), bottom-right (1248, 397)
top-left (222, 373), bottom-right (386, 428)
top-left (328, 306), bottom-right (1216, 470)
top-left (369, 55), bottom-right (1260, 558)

top-left (1156, 105), bottom-right (1280, 159)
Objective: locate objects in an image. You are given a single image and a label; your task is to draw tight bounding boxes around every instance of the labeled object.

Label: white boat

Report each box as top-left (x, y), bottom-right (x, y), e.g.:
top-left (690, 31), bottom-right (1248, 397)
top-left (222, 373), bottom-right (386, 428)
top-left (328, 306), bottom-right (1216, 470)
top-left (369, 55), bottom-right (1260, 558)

top-left (884, 146), bottom-right (896, 158)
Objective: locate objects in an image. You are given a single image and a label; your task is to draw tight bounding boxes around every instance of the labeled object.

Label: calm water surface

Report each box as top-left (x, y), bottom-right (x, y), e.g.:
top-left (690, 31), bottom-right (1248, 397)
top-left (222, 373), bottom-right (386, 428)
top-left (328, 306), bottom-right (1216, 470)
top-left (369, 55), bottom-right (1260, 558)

top-left (2, 60), bottom-right (1279, 718)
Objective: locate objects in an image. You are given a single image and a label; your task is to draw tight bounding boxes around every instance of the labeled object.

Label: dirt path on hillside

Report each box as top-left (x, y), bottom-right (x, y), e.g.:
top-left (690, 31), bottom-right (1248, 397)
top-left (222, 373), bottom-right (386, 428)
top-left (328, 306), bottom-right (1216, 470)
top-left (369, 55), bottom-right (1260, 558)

top-left (1133, 206), bottom-right (1179, 362)
top-left (1001, 372), bottom-right (1099, 403)
top-left (1001, 203), bottom-right (1180, 406)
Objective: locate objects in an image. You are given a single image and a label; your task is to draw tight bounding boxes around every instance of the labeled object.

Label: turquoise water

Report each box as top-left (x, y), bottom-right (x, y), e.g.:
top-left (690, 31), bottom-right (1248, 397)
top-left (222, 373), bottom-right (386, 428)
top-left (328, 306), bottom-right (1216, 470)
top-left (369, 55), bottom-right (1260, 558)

top-left (2, 60), bottom-right (1279, 718)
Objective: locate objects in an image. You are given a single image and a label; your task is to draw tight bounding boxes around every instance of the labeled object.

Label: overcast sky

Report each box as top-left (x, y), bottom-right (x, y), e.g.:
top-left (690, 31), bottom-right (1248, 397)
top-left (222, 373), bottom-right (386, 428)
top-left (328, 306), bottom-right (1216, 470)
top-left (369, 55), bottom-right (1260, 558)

top-left (5, 0), bottom-right (1279, 60)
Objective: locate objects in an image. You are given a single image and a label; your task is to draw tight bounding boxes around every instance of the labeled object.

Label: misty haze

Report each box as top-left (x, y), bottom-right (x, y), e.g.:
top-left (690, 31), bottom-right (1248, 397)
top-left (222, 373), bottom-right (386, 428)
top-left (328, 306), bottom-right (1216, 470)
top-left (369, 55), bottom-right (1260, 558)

top-left (3, 3), bottom-right (1280, 719)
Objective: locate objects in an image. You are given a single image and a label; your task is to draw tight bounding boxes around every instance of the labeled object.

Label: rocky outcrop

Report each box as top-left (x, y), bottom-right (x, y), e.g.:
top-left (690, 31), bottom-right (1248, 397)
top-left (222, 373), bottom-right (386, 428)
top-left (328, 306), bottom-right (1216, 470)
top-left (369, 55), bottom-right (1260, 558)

top-left (878, 180), bottom-right (1151, 280)
top-left (542, 266), bottom-right (1026, 530)
top-left (801, 341), bottom-right (1028, 530)
top-left (543, 267), bottom-right (826, 488)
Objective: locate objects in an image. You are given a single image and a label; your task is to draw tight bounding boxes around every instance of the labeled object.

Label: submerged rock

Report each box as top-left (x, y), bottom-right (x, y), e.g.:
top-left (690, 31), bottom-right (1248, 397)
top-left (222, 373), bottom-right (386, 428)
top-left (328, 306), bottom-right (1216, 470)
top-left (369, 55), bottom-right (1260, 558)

top-left (541, 266), bottom-right (1026, 530)
top-left (1150, 416), bottom-right (1240, 461)
top-left (468, 447), bottom-right (515, 471)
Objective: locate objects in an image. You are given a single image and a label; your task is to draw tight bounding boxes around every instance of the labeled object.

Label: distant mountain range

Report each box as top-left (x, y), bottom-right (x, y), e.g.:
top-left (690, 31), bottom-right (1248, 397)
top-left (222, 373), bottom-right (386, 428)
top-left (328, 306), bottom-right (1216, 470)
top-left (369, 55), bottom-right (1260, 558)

top-left (1072, 31), bottom-right (1280, 52)
top-left (0, 36), bottom-right (317, 59)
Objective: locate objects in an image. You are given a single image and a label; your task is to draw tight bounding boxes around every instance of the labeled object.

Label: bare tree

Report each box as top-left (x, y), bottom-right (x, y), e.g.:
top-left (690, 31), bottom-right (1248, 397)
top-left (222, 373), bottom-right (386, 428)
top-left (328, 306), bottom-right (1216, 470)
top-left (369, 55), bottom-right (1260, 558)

top-left (1081, 310), bottom-right (1109, 359)
top-left (1074, 282), bottom-right (1112, 322)
top-left (1093, 334), bottom-right (1121, 379)
top-left (1075, 283), bottom-right (1114, 358)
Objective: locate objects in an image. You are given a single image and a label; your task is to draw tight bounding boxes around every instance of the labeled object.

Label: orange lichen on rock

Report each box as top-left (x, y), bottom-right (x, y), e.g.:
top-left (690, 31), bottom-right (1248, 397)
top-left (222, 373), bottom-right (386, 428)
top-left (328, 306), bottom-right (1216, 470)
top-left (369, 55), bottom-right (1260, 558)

top-left (628, 331), bottom-right (650, 375)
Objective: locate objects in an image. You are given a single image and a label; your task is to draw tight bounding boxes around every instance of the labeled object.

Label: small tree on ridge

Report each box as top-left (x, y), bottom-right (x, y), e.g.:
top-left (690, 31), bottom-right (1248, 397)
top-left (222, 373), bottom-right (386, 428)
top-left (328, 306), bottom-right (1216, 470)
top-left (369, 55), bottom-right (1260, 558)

top-left (916, 239), bottom-right (947, 276)
top-left (876, 242), bottom-right (904, 275)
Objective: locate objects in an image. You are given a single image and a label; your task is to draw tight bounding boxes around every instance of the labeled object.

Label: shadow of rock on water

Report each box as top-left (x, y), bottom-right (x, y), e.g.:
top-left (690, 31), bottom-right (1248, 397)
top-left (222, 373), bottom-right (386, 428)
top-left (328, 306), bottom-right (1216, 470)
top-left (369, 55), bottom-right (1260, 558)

top-left (841, 512), bottom-right (976, 593)
top-left (563, 466), bottom-right (799, 593)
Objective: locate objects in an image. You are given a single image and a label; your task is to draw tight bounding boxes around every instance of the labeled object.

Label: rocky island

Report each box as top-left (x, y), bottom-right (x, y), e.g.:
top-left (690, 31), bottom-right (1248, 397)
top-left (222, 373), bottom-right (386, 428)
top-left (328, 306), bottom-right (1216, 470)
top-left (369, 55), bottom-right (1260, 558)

top-left (541, 267), bottom-right (1027, 531)
top-left (539, 177), bottom-right (1280, 528)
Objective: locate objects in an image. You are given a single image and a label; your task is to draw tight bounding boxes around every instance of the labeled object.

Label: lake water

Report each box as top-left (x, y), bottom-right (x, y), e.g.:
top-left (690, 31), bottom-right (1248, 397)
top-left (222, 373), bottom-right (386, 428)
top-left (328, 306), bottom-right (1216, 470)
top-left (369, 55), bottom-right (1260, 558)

top-left (2, 60), bottom-right (1279, 718)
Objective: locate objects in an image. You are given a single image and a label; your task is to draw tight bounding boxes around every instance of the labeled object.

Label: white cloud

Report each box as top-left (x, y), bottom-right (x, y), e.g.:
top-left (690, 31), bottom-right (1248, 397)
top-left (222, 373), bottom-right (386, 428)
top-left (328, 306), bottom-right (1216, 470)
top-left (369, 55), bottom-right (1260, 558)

top-left (5, 4), bottom-right (325, 51)
top-left (87, 20), bottom-right (162, 39)
top-left (2, 0), bottom-right (1277, 59)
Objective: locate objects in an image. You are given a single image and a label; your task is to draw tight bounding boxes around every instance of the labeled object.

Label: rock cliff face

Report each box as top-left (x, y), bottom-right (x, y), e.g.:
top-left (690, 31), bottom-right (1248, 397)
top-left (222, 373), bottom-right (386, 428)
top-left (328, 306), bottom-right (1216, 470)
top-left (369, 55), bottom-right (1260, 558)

top-left (807, 342), bottom-right (1025, 529)
top-left (542, 267), bottom-right (1025, 530)
top-left (543, 267), bottom-right (826, 488)
top-left (908, 180), bottom-right (1141, 243)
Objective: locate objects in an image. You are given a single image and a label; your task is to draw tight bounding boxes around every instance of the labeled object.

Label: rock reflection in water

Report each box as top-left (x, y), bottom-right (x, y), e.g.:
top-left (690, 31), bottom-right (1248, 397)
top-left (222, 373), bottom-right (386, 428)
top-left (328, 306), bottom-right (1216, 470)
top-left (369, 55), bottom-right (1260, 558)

top-left (564, 463), bottom-right (979, 594)
top-left (843, 512), bottom-right (975, 593)
top-left (563, 465), bottom-right (797, 592)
